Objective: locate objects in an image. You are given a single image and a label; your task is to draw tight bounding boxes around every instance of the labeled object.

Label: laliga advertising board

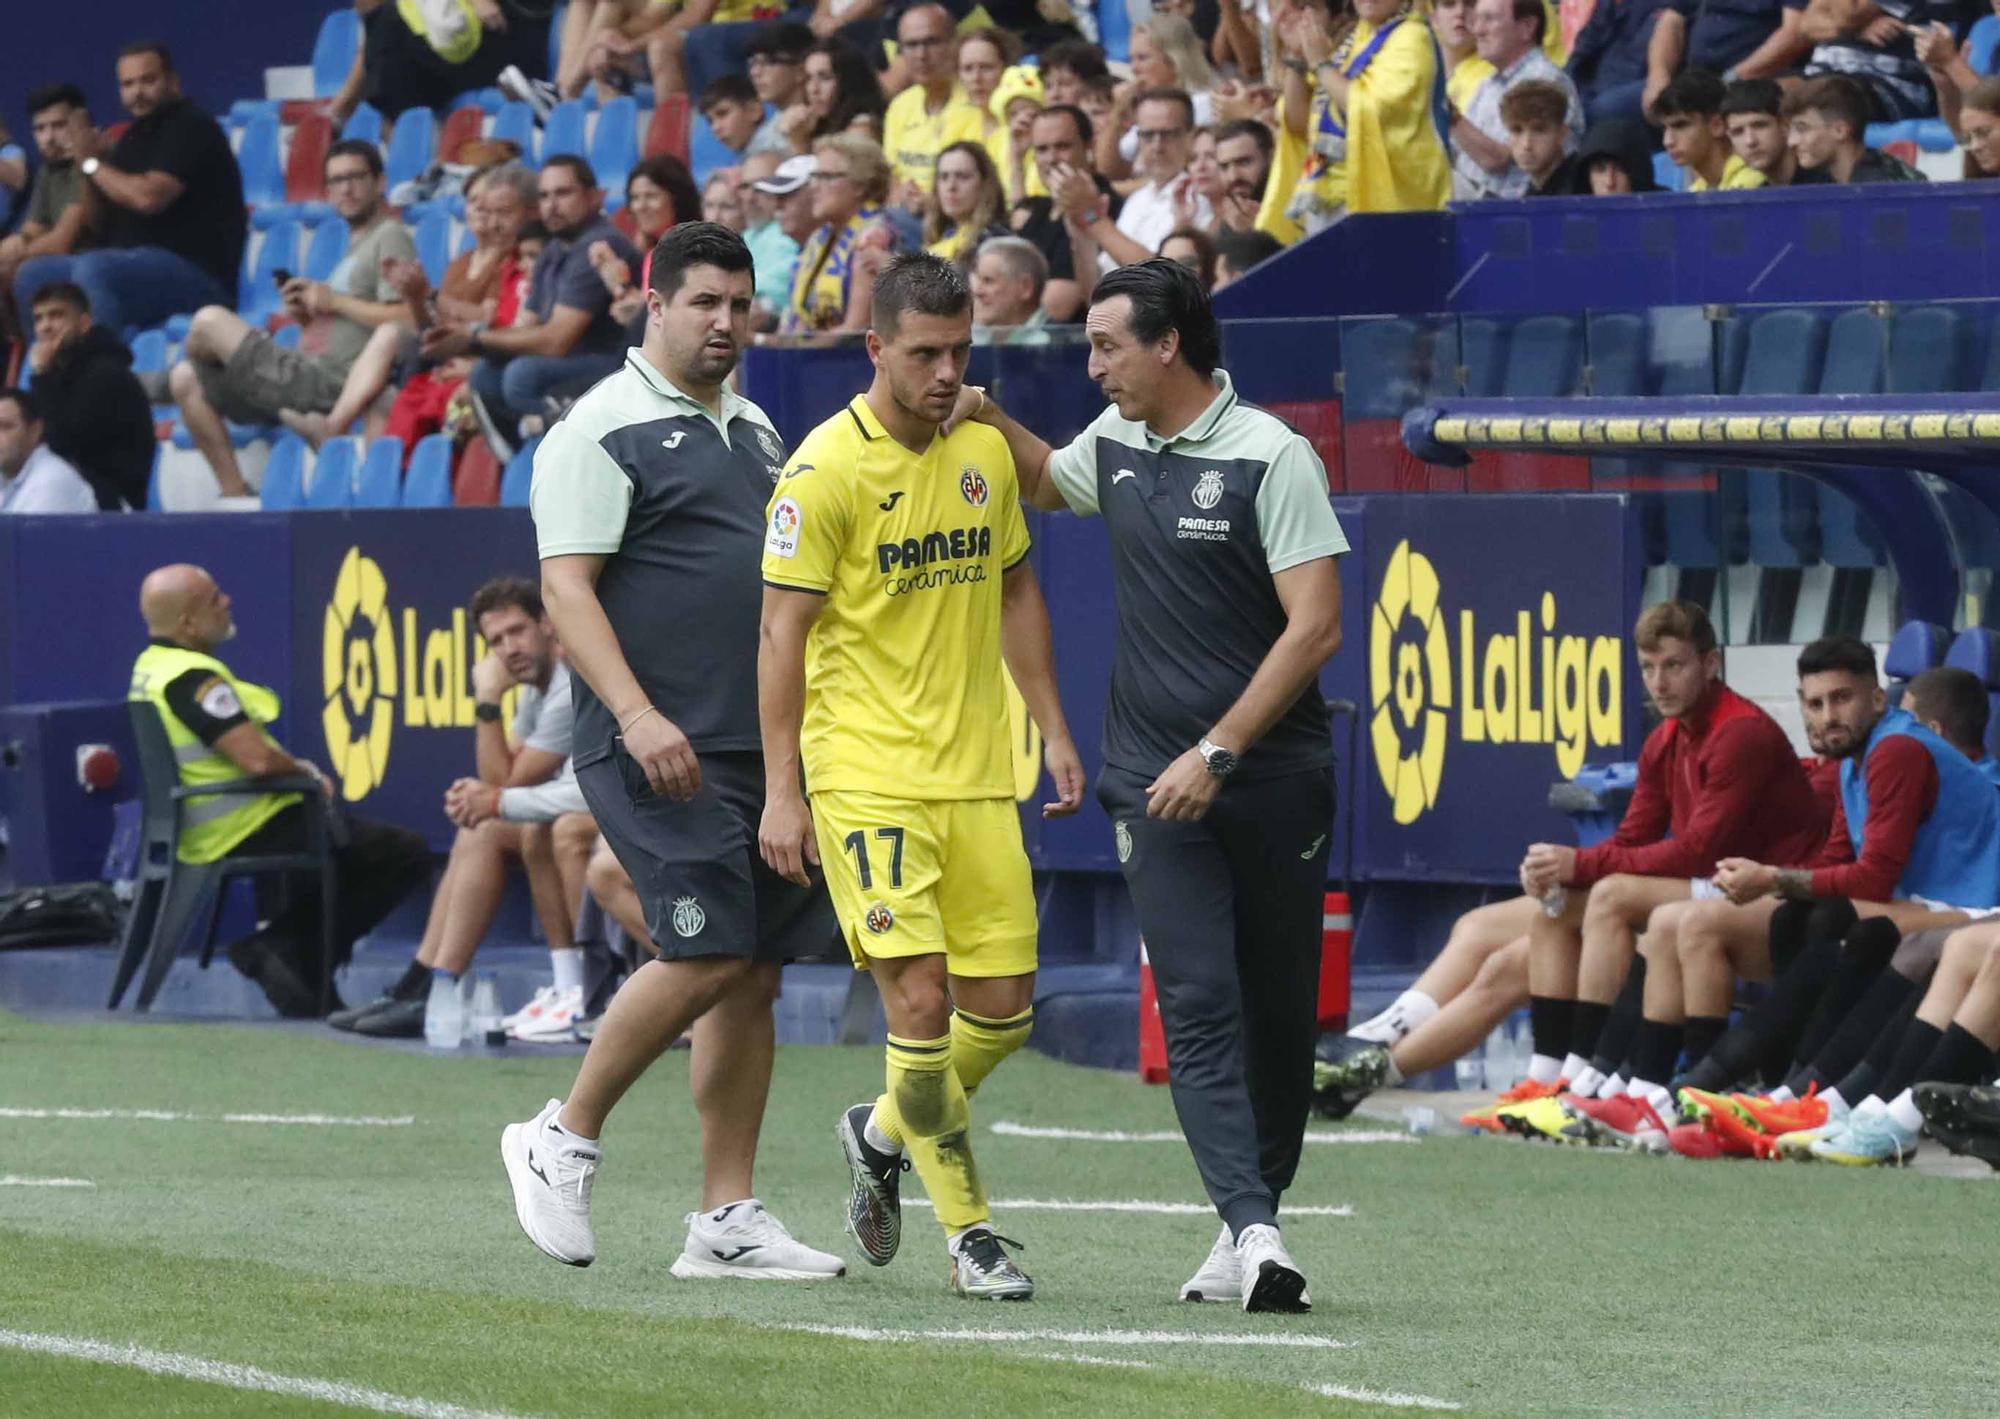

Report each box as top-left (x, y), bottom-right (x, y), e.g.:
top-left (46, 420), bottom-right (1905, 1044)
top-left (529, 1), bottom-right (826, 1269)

top-left (1357, 495), bottom-right (1644, 882)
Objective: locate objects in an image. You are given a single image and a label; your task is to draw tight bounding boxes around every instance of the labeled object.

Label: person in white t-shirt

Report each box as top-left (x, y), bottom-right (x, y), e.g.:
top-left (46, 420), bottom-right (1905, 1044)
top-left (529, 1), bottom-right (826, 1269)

top-left (0, 388), bottom-right (98, 515)
top-left (1072, 88), bottom-right (1212, 273)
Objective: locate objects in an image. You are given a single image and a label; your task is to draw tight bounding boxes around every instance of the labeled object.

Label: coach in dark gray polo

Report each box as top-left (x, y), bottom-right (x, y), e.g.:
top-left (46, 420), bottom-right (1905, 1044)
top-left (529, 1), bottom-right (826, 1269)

top-left (500, 222), bottom-right (842, 1282)
top-left (958, 259), bottom-right (1347, 1313)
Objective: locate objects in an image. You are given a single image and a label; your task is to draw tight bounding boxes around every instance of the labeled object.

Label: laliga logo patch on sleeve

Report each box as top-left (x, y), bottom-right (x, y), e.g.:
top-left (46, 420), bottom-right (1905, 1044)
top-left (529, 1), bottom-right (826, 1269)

top-left (767, 497), bottom-right (803, 558)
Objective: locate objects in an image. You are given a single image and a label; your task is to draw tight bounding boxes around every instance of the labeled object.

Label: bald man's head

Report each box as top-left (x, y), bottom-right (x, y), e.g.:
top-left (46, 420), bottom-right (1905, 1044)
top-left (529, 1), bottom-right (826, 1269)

top-left (140, 563), bottom-right (235, 650)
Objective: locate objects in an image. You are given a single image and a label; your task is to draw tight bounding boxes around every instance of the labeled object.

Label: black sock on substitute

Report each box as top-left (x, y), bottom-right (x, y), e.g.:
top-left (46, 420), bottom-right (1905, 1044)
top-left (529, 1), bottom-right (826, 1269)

top-left (1917, 1024), bottom-right (2000, 1092)
top-left (1631, 1019), bottom-right (1686, 1086)
top-left (1794, 968), bottom-right (1919, 1091)
top-left (392, 959), bottom-right (432, 1001)
top-left (1529, 995), bottom-right (1574, 1062)
top-left (1682, 1015), bottom-right (1730, 1075)
top-left (1791, 916), bottom-right (1902, 1067)
top-left (1570, 1000), bottom-right (1612, 1065)
top-left (1588, 963), bottom-right (1647, 1076)
top-left (1875, 1020), bottom-right (1946, 1103)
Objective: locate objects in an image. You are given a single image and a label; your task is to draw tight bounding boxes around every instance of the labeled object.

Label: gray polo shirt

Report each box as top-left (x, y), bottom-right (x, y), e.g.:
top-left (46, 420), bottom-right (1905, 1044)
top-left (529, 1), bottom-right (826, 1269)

top-left (530, 350), bottom-right (789, 768)
top-left (1046, 370), bottom-right (1349, 782)
top-left (499, 661), bottom-right (583, 821)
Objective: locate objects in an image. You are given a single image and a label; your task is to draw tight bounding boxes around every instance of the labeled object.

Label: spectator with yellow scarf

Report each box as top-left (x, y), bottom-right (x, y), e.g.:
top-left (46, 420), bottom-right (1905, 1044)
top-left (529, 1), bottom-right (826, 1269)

top-left (783, 134), bottom-right (896, 335)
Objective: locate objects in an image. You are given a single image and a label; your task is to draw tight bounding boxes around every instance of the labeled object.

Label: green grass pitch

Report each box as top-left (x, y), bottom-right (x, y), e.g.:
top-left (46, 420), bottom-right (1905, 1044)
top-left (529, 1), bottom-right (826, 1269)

top-left (1, 1006), bottom-right (1994, 1418)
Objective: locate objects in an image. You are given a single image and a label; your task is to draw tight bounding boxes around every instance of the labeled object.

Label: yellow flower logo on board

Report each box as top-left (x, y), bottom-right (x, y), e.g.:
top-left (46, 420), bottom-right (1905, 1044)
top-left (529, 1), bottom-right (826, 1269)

top-left (321, 547), bottom-right (397, 800)
top-left (1370, 540), bottom-right (1451, 825)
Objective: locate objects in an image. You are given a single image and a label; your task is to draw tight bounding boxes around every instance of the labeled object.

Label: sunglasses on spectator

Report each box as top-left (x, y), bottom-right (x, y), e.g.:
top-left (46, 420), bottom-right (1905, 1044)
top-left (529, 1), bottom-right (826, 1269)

top-left (1135, 127), bottom-right (1189, 144)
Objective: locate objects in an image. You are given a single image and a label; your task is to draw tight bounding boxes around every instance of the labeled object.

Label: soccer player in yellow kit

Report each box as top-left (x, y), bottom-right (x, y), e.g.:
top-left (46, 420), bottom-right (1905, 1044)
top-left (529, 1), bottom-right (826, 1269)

top-left (758, 251), bottom-right (1085, 1299)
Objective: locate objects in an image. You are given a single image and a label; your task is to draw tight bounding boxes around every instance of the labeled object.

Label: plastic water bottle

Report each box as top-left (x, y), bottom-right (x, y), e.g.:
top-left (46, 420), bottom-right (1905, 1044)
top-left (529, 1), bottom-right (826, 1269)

top-left (1402, 1105), bottom-right (1438, 1136)
top-left (1540, 887), bottom-right (1569, 919)
top-left (469, 972), bottom-right (505, 1048)
top-left (1453, 1049), bottom-right (1485, 1092)
top-left (423, 972), bottom-right (464, 1050)
top-left (1482, 1025), bottom-right (1514, 1089)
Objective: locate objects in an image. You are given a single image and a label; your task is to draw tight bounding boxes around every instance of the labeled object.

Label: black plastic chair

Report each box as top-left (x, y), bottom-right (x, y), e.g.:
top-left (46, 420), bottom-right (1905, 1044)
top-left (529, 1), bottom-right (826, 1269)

top-left (109, 702), bottom-right (340, 1014)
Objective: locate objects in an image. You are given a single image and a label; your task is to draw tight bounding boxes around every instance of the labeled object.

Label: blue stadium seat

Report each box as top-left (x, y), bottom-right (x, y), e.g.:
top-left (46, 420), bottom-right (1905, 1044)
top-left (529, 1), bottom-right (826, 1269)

top-left (1338, 318), bottom-right (1420, 419)
top-left (306, 437), bottom-right (361, 509)
top-left (146, 445), bottom-right (164, 511)
top-left (1944, 626), bottom-right (2000, 759)
top-left (227, 98), bottom-right (280, 132)
top-left (261, 436), bottom-right (308, 510)
top-left (1972, 15), bottom-right (2000, 75)
top-left (312, 8), bottom-right (362, 98)
top-left (302, 217), bottom-right (350, 281)
top-left (342, 103), bottom-right (384, 147)
top-left (1886, 619), bottom-right (1951, 699)
top-left (130, 329), bottom-right (168, 376)
top-left (1584, 312), bottom-right (1646, 396)
top-left (549, 3), bottom-right (568, 76)
top-left (501, 436), bottom-right (543, 506)
top-left (1500, 314), bottom-right (1581, 398)
top-left (243, 219), bottom-right (301, 324)
top-left (272, 324), bottom-right (301, 351)
top-left (354, 438), bottom-right (404, 507)
top-left (413, 208), bottom-right (453, 286)
top-left (1099, 0), bottom-right (1131, 61)
top-left (492, 101), bottom-right (536, 156)
top-left (1864, 119), bottom-right (1917, 152)
top-left (1912, 119), bottom-right (1957, 152)
top-left (1458, 317), bottom-right (1509, 397)
top-left (1737, 308), bottom-right (1826, 395)
top-left (1651, 152), bottom-right (1683, 192)
top-left (449, 87), bottom-right (507, 114)
top-left (590, 97), bottom-right (640, 195)
top-left (690, 110), bottom-right (757, 186)
top-left (402, 434), bottom-right (454, 506)
top-left (1889, 304), bottom-right (1975, 393)
top-left (385, 107), bottom-right (438, 191)
top-left (541, 100), bottom-right (589, 166)
top-left (236, 111), bottom-right (285, 208)
top-left (1820, 306), bottom-right (1886, 396)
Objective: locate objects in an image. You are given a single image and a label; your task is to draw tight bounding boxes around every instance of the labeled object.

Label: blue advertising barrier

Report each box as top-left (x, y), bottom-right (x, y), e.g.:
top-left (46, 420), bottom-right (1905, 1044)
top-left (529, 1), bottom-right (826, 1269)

top-left (1, 493), bottom-right (1640, 888)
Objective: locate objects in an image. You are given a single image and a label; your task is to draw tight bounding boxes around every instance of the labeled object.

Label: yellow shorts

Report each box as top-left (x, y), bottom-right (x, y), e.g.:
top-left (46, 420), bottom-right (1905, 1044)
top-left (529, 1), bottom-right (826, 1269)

top-left (810, 790), bottom-right (1038, 978)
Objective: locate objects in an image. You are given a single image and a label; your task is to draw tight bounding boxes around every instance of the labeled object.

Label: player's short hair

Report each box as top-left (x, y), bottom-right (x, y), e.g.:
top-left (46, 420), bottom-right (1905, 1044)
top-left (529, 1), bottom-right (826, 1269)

top-left (1500, 80), bottom-right (1569, 130)
top-left (30, 281), bottom-right (90, 314)
top-left (1654, 68), bottom-right (1727, 121)
top-left (117, 40), bottom-right (174, 71)
top-left (469, 576), bottom-right (545, 626)
top-left (541, 153), bottom-right (600, 190)
top-left (872, 250), bottom-right (971, 339)
top-left (1781, 75), bottom-right (1871, 141)
top-left (27, 82), bottom-right (87, 120)
top-left (1720, 77), bottom-right (1784, 120)
top-left (647, 219), bottom-right (755, 298)
top-left (325, 138), bottom-right (384, 178)
top-left (1908, 667), bottom-right (1991, 755)
top-left (1215, 228), bottom-right (1282, 279)
top-left (1092, 257), bottom-right (1220, 377)
top-left (699, 74), bottom-right (759, 112)
top-left (0, 387), bottom-right (43, 424)
top-left (975, 235), bottom-right (1048, 300)
top-left (1036, 103), bottom-right (1094, 150)
top-left (1039, 38), bottom-right (1110, 83)
top-left (1797, 634), bottom-right (1878, 681)
top-left (1133, 86), bottom-right (1196, 131)
top-left (1965, 76), bottom-right (2000, 119)
top-left (744, 21), bottom-right (813, 62)
top-left (1633, 600), bottom-right (1717, 657)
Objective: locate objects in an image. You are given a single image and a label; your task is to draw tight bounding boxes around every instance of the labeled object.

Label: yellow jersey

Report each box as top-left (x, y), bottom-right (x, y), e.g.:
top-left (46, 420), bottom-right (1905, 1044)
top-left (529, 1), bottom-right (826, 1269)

top-left (1687, 153), bottom-right (1767, 191)
top-left (883, 84), bottom-right (984, 192)
top-left (762, 394), bottom-right (1030, 800)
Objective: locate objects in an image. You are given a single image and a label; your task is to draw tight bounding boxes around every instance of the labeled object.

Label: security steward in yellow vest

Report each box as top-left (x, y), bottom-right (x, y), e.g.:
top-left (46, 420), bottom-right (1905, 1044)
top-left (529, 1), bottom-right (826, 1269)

top-left (130, 564), bottom-right (430, 1018)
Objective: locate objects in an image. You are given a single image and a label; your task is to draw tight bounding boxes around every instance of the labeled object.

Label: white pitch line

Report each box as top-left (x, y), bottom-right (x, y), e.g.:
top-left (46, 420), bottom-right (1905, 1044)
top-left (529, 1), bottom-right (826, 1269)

top-left (0, 1176), bottom-right (95, 1188)
top-left (906, 1197), bottom-right (1354, 1217)
top-left (1309, 1381), bottom-right (1464, 1411)
top-left (0, 1329), bottom-right (537, 1419)
top-left (992, 1121), bottom-right (1413, 1146)
top-left (0, 1107), bottom-right (413, 1127)
top-left (780, 1323), bottom-right (1347, 1350)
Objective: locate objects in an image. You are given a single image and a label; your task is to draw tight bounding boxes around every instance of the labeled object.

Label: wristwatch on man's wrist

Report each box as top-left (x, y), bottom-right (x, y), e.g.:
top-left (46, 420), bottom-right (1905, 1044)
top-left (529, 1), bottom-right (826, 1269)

top-left (475, 701), bottom-right (503, 723)
top-left (81, 157), bottom-right (101, 177)
top-left (1198, 737), bottom-right (1238, 779)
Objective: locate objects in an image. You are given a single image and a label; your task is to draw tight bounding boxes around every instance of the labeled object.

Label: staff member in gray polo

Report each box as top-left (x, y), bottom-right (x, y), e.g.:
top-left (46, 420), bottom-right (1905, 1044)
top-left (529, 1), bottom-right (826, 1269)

top-left (500, 222), bottom-right (842, 1283)
top-left (954, 259), bottom-right (1347, 1313)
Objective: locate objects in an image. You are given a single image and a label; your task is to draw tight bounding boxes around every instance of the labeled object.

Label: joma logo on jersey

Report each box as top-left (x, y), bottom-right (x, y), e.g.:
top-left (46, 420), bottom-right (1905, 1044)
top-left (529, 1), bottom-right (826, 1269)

top-left (876, 526), bottom-right (993, 573)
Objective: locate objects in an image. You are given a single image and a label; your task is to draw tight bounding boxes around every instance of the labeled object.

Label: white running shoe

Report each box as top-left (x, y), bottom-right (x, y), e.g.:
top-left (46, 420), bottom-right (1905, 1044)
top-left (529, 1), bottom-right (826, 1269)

top-left (502, 984), bottom-right (560, 1033)
top-left (508, 984), bottom-right (583, 1041)
top-left (500, 1099), bottom-right (600, 1266)
top-left (1179, 1223), bottom-right (1242, 1302)
top-left (1236, 1224), bottom-right (1311, 1313)
top-left (669, 1200), bottom-right (846, 1280)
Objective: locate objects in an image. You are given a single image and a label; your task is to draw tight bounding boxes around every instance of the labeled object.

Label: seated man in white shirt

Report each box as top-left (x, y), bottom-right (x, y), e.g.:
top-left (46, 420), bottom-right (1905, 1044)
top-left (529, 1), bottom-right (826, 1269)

top-left (0, 387), bottom-right (98, 515)
top-left (1078, 87), bottom-right (1212, 271)
top-left (329, 578), bottom-right (595, 1040)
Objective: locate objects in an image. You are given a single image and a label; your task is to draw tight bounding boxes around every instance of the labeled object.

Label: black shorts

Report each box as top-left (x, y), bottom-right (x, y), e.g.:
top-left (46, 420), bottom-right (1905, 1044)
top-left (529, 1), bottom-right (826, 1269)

top-left (577, 747), bottom-right (837, 964)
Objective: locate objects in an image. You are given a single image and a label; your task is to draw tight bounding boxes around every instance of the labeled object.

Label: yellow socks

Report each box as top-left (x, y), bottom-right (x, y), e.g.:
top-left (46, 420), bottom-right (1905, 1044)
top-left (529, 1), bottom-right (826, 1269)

top-left (949, 1006), bottom-right (1033, 1099)
top-left (879, 1032), bottom-right (986, 1233)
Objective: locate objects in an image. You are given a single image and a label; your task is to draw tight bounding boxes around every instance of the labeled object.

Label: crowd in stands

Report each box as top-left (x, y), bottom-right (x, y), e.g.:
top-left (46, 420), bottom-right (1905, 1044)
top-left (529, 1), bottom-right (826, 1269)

top-left (2, 0), bottom-right (1999, 513)
top-left (1315, 601), bottom-right (2000, 1169)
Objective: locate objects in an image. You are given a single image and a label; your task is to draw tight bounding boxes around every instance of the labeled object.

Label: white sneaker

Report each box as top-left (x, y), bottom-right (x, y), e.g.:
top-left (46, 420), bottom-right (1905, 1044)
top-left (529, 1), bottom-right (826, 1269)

top-left (508, 984), bottom-right (583, 1041)
top-left (502, 984), bottom-right (559, 1033)
top-left (1236, 1223), bottom-right (1311, 1313)
top-left (500, 1099), bottom-right (600, 1266)
top-left (496, 63), bottom-right (559, 123)
top-left (669, 1200), bottom-right (846, 1280)
top-left (1178, 1222), bottom-right (1242, 1302)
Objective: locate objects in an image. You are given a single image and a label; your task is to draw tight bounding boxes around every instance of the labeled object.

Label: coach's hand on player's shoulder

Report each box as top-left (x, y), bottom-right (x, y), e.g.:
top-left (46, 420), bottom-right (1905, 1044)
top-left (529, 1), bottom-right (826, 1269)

top-left (758, 793), bottom-right (821, 886)
top-left (1042, 734), bottom-right (1086, 818)
top-left (939, 384), bottom-right (991, 436)
top-left (625, 709), bottom-right (702, 801)
top-left (1145, 746), bottom-right (1222, 822)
